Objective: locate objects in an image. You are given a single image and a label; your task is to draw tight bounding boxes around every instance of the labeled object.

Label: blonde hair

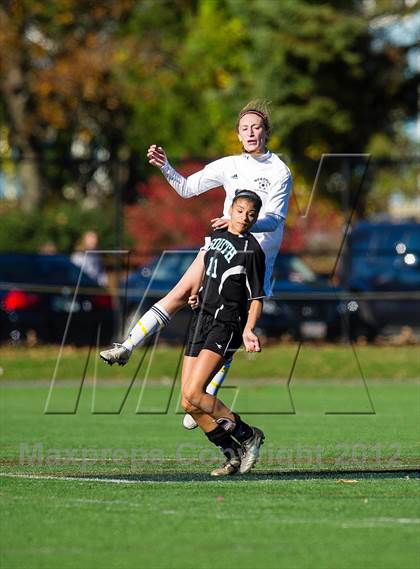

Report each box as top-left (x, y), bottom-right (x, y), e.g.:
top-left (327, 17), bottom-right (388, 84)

top-left (236, 99), bottom-right (271, 140)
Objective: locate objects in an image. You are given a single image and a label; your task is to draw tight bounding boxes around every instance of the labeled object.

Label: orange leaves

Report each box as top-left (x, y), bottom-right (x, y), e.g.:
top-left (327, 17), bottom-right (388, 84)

top-left (31, 37), bottom-right (121, 127)
top-left (55, 11), bottom-right (75, 26)
top-left (38, 99), bottom-right (67, 129)
top-left (1, 0), bottom-right (136, 136)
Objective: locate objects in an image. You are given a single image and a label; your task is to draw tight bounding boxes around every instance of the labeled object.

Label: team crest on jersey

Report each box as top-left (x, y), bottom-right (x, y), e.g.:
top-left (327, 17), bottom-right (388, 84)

top-left (254, 177), bottom-right (270, 192)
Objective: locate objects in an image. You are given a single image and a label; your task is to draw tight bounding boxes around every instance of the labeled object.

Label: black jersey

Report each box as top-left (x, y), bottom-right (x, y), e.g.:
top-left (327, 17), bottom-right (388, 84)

top-left (199, 229), bottom-right (266, 323)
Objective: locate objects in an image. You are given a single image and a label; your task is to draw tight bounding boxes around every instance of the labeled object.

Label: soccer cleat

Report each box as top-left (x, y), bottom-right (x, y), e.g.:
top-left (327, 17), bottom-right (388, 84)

top-left (210, 457), bottom-right (241, 477)
top-left (99, 343), bottom-right (131, 366)
top-left (182, 413), bottom-right (198, 430)
top-left (239, 427), bottom-right (265, 474)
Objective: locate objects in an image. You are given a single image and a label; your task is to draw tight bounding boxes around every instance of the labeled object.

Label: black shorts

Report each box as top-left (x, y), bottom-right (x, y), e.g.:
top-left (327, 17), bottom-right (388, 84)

top-left (185, 311), bottom-right (243, 358)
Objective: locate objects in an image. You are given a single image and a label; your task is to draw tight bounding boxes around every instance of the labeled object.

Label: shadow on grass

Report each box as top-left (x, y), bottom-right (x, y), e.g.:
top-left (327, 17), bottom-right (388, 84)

top-left (65, 468), bottom-right (419, 483)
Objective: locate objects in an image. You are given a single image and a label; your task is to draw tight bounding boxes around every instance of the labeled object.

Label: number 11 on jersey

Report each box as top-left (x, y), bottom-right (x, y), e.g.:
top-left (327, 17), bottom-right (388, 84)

top-left (206, 256), bottom-right (218, 279)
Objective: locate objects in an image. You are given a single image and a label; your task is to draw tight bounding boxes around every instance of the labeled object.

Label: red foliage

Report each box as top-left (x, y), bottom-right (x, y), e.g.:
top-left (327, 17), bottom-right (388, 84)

top-left (124, 161), bottom-right (224, 261)
top-left (282, 190), bottom-right (344, 253)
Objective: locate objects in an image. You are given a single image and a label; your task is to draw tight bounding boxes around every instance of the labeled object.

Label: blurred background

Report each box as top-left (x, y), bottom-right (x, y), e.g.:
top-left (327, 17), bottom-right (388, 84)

top-left (0, 0), bottom-right (418, 347)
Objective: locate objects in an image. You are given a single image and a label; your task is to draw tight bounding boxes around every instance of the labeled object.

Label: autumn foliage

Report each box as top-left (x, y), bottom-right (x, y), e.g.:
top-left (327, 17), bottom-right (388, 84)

top-left (282, 190), bottom-right (344, 254)
top-left (125, 162), bottom-right (224, 261)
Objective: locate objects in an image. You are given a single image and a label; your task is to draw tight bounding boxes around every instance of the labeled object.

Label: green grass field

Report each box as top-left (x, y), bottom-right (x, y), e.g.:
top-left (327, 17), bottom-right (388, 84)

top-left (1, 345), bottom-right (419, 568)
top-left (0, 343), bottom-right (418, 380)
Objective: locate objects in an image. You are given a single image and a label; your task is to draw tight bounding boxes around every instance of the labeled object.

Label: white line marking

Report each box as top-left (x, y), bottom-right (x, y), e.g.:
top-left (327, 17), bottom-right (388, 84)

top-left (341, 517), bottom-right (420, 528)
top-left (2, 494), bottom-right (144, 508)
top-left (0, 473), bottom-right (165, 485)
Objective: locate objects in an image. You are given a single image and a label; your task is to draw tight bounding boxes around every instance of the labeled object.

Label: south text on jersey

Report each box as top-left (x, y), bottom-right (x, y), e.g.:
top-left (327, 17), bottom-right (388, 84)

top-left (207, 238), bottom-right (237, 263)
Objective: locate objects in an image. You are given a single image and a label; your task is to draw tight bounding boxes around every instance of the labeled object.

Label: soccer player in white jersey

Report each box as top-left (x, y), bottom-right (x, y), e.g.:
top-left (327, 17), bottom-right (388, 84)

top-left (100, 100), bottom-right (292, 425)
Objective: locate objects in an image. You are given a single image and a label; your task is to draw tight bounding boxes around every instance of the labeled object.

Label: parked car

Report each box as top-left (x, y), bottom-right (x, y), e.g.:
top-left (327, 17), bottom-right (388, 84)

top-left (122, 250), bottom-right (343, 342)
top-left (340, 220), bottom-right (420, 340)
top-left (257, 253), bottom-right (343, 340)
top-left (0, 254), bottom-right (114, 345)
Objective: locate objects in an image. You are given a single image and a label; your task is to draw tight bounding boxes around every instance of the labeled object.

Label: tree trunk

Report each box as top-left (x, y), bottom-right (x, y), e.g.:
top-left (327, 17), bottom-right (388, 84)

top-left (0, 40), bottom-right (43, 211)
top-left (17, 156), bottom-right (43, 212)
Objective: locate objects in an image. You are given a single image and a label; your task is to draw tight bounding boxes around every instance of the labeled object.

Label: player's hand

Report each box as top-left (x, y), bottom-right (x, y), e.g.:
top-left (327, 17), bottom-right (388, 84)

top-left (210, 217), bottom-right (230, 229)
top-left (243, 329), bottom-right (261, 353)
top-left (188, 294), bottom-right (199, 310)
top-left (147, 145), bottom-right (167, 168)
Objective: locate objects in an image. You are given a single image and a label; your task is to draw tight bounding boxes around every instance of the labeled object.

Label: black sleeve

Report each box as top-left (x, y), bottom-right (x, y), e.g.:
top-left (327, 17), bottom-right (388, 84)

top-left (246, 241), bottom-right (266, 300)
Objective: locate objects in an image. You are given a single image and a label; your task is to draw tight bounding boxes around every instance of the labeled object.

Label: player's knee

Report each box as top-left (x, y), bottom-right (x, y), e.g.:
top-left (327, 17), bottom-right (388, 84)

top-left (181, 397), bottom-right (193, 413)
top-left (183, 387), bottom-right (201, 411)
top-left (182, 396), bottom-right (199, 414)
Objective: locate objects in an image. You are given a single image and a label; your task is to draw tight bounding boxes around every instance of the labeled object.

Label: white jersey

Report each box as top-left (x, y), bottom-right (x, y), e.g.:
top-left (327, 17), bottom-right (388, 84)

top-left (161, 151), bottom-right (292, 294)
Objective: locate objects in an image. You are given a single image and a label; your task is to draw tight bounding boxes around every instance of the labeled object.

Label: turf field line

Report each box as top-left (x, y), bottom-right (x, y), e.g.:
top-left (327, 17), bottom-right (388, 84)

top-left (0, 473), bottom-right (172, 485)
top-left (1, 494), bottom-right (145, 508)
top-left (340, 517), bottom-right (420, 528)
top-left (0, 468), bottom-right (418, 484)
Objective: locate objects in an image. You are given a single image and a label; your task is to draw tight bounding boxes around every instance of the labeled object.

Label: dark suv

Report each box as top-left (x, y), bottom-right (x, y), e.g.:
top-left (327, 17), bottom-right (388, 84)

top-left (0, 254), bottom-right (114, 345)
top-left (256, 253), bottom-right (343, 340)
top-left (341, 220), bottom-right (420, 339)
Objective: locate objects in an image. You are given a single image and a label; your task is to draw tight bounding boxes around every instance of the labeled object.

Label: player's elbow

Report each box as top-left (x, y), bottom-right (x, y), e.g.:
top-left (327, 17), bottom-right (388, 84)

top-left (266, 213), bottom-right (282, 230)
top-left (252, 213), bottom-right (282, 233)
top-left (178, 182), bottom-right (198, 199)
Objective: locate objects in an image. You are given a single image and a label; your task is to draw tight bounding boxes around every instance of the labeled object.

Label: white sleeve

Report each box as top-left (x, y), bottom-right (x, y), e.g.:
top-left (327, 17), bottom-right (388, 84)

top-left (252, 213), bottom-right (283, 233)
top-left (200, 236), bottom-right (212, 251)
top-left (160, 158), bottom-right (226, 199)
top-left (263, 168), bottom-right (292, 220)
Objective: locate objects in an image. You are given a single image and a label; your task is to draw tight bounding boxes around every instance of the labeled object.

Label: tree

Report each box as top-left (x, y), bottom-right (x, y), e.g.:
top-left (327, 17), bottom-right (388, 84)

top-left (224, 0), bottom-right (418, 212)
top-left (118, 0), bottom-right (249, 161)
top-left (0, 0), bottom-right (417, 220)
top-left (121, 0), bottom-right (418, 214)
top-left (0, 0), bottom-right (135, 210)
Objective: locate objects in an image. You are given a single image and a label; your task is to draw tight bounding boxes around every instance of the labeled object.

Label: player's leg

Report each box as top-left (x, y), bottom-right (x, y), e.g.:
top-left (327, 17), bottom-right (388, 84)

top-left (100, 250), bottom-right (205, 366)
top-left (181, 354), bottom-right (241, 476)
top-left (183, 355), bottom-right (233, 429)
top-left (184, 348), bottom-right (264, 474)
top-left (157, 249), bottom-right (205, 314)
top-left (183, 349), bottom-right (235, 418)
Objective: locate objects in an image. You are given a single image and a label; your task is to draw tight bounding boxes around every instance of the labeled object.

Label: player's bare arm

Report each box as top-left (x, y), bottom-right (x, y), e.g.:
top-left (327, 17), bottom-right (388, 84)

top-left (243, 299), bottom-right (263, 353)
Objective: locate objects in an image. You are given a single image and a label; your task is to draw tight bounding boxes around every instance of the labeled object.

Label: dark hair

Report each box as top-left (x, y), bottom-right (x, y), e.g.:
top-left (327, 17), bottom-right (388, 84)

top-left (233, 189), bottom-right (262, 212)
top-left (236, 99), bottom-right (271, 141)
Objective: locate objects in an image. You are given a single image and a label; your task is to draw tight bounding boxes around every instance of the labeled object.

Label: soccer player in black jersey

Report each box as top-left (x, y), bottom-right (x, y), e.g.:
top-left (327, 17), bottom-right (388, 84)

top-left (181, 190), bottom-right (266, 476)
